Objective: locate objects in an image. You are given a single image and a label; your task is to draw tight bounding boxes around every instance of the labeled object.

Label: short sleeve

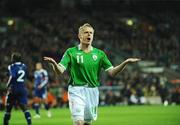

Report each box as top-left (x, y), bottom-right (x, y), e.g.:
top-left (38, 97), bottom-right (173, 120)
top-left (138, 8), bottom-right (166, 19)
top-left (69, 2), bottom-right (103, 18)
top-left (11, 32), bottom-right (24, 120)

top-left (8, 65), bottom-right (12, 76)
top-left (101, 51), bottom-right (113, 71)
top-left (8, 65), bottom-right (16, 77)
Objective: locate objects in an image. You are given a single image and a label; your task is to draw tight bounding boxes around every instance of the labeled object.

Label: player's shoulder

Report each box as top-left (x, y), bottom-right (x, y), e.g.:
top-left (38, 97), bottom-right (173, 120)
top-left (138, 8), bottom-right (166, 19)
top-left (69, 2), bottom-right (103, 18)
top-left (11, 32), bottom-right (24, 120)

top-left (8, 63), bottom-right (16, 71)
top-left (42, 69), bottom-right (48, 72)
top-left (93, 47), bottom-right (106, 55)
top-left (41, 69), bottom-right (48, 74)
top-left (34, 70), bottom-right (39, 75)
top-left (18, 62), bottom-right (27, 69)
top-left (67, 46), bottom-right (77, 51)
top-left (93, 47), bottom-right (102, 51)
top-left (8, 64), bottom-right (12, 70)
top-left (8, 62), bottom-right (26, 68)
top-left (65, 46), bottom-right (79, 54)
top-left (8, 62), bottom-right (27, 73)
top-left (21, 63), bottom-right (27, 68)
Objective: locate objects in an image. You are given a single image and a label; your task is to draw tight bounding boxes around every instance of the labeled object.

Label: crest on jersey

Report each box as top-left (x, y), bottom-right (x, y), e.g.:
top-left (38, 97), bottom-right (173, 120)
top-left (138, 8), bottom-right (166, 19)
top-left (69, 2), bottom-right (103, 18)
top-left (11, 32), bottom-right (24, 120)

top-left (92, 55), bottom-right (97, 61)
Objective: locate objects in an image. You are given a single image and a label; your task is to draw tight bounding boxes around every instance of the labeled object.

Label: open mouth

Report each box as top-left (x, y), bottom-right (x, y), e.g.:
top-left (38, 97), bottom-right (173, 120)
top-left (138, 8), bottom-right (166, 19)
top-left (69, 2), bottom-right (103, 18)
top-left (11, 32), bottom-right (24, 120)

top-left (87, 38), bottom-right (91, 41)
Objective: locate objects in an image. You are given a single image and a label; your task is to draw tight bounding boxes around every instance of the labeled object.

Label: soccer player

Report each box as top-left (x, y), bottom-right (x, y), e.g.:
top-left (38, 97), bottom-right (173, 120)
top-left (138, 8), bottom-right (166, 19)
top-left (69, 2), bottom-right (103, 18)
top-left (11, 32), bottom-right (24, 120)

top-left (33, 62), bottom-right (51, 118)
top-left (44, 23), bottom-right (140, 125)
top-left (3, 52), bottom-right (32, 125)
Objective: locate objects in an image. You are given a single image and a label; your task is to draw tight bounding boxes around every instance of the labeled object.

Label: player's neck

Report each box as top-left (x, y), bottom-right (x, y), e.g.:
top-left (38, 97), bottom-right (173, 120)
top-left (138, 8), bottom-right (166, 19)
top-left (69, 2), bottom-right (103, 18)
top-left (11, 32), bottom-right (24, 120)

top-left (80, 43), bottom-right (92, 53)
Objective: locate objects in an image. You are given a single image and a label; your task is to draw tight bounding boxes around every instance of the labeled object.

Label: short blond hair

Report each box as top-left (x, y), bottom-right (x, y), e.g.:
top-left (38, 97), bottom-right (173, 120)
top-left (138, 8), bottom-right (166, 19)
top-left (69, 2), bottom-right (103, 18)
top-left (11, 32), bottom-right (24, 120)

top-left (78, 23), bottom-right (94, 34)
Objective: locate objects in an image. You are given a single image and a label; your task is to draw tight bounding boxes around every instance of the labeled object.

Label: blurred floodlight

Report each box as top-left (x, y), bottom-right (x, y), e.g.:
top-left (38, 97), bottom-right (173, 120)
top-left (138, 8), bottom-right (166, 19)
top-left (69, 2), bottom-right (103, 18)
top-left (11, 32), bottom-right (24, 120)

top-left (126, 19), bottom-right (133, 26)
top-left (7, 19), bottom-right (14, 26)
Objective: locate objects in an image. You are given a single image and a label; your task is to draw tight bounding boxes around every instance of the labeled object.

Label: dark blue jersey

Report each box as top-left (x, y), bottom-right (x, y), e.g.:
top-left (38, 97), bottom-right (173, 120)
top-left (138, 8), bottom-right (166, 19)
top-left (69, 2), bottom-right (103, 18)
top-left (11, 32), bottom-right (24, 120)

top-left (8, 62), bottom-right (28, 89)
top-left (34, 69), bottom-right (48, 98)
top-left (34, 69), bottom-right (48, 89)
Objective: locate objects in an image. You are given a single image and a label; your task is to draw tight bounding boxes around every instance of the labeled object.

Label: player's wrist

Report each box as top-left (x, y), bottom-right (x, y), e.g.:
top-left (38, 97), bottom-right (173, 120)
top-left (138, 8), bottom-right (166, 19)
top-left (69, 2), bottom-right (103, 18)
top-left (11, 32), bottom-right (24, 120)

top-left (124, 59), bottom-right (130, 64)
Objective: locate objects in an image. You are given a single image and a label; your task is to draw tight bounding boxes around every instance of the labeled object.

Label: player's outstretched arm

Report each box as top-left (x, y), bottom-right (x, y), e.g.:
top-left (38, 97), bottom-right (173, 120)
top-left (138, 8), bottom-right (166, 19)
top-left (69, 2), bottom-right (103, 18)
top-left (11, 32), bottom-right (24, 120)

top-left (6, 76), bottom-right (12, 88)
top-left (108, 58), bottom-right (140, 77)
top-left (43, 57), bottom-right (64, 75)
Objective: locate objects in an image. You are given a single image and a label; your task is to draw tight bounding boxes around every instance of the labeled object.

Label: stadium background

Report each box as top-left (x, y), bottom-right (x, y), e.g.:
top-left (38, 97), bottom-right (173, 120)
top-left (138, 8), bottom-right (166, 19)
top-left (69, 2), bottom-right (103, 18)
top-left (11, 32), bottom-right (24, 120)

top-left (0, 0), bottom-right (180, 125)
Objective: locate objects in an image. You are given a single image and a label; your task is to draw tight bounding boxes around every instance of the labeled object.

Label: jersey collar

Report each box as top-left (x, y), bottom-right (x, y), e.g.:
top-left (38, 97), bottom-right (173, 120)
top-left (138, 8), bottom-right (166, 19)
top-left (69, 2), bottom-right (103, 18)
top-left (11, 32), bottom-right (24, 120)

top-left (14, 62), bottom-right (22, 65)
top-left (78, 44), bottom-right (93, 51)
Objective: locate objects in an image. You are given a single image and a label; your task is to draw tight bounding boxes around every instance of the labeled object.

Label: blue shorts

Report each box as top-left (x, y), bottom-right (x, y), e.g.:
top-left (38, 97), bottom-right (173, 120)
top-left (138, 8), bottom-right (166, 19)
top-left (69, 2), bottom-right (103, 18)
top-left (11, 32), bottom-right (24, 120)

top-left (6, 88), bottom-right (28, 105)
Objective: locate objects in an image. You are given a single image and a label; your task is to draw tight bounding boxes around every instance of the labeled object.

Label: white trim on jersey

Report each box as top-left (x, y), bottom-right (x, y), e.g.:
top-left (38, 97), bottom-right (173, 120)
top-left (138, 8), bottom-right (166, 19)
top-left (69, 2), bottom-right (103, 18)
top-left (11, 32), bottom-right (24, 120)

top-left (105, 66), bottom-right (114, 71)
top-left (78, 44), bottom-right (93, 51)
top-left (58, 63), bottom-right (66, 72)
top-left (15, 62), bottom-right (22, 65)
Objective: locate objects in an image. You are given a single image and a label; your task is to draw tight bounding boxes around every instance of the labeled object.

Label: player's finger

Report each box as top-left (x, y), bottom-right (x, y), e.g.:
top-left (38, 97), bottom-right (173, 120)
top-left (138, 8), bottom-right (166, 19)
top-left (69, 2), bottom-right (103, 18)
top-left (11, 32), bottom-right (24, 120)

top-left (43, 57), bottom-right (50, 60)
top-left (135, 58), bottom-right (141, 61)
top-left (128, 58), bottom-right (141, 63)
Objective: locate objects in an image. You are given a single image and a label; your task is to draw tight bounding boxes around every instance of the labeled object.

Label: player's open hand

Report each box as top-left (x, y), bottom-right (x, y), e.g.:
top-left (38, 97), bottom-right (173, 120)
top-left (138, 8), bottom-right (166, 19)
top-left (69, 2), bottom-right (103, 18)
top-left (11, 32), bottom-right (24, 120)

top-left (125, 58), bottom-right (141, 63)
top-left (43, 57), bottom-right (56, 64)
top-left (37, 85), bottom-right (42, 90)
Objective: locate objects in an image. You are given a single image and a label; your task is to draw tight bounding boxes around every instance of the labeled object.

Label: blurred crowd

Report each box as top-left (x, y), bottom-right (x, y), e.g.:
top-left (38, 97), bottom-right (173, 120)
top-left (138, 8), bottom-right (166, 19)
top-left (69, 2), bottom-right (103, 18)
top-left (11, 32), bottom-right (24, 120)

top-left (0, 7), bottom-right (180, 109)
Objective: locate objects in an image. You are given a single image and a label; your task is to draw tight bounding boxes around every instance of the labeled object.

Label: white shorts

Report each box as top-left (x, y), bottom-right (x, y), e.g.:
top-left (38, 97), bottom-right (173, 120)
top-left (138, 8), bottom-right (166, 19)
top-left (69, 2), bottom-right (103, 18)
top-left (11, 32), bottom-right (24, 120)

top-left (68, 85), bottom-right (99, 122)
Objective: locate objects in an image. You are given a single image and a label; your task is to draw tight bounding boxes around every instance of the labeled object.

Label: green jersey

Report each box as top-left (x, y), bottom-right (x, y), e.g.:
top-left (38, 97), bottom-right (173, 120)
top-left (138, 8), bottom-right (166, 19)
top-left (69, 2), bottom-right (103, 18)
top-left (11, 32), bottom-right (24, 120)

top-left (59, 45), bottom-right (113, 87)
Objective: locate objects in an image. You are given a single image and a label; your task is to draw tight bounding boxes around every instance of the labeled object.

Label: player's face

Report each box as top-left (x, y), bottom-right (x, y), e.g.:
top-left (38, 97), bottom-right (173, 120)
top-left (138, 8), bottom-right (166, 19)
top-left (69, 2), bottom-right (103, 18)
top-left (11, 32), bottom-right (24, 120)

top-left (36, 63), bottom-right (42, 70)
top-left (79, 27), bottom-right (94, 45)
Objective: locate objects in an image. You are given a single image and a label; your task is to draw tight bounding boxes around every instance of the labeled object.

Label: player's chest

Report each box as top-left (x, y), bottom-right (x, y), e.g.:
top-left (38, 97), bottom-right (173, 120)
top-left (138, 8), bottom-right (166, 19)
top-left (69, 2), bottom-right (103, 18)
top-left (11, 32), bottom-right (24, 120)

top-left (71, 53), bottom-right (100, 67)
top-left (35, 72), bottom-right (44, 79)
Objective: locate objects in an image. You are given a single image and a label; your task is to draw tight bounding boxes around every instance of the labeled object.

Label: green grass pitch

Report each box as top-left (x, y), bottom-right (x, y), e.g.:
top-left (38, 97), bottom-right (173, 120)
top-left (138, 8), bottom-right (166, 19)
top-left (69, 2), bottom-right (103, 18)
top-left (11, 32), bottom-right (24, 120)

top-left (1, 105), bottom-right (180, 125)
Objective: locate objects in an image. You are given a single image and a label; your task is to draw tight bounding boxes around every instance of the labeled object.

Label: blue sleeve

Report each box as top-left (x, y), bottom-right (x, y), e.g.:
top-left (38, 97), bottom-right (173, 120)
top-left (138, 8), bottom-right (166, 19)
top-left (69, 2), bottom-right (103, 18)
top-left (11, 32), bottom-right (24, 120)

top-left (8, 65), bottom-right (16, 77)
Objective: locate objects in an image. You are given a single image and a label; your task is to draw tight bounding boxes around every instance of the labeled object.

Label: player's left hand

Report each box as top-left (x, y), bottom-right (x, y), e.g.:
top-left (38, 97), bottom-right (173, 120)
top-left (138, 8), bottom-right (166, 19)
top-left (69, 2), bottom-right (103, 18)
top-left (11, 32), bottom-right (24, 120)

top-left (37, 85), bottom-right (42, 89)
top-left (125, 58), bottom-right (141, 63)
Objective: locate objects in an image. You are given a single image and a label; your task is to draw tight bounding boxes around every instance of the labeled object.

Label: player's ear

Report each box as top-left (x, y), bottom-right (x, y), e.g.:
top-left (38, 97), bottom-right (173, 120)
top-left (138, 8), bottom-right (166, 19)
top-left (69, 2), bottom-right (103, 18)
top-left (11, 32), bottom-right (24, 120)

top-left (78, 33), bottom-right (82, 40)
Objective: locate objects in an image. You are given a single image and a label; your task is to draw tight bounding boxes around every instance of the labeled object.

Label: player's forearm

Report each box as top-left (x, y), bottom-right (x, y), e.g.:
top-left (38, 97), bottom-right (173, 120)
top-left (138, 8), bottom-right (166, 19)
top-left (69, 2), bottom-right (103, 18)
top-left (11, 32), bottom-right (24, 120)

top-left (6, 76), bottom-right (12, 88)
top-left (7, 82), bottom-right (11, 88)
top-left (50, 63), bottom-right (64, 75)
top-left (108, 60), bottom-right (128, 77)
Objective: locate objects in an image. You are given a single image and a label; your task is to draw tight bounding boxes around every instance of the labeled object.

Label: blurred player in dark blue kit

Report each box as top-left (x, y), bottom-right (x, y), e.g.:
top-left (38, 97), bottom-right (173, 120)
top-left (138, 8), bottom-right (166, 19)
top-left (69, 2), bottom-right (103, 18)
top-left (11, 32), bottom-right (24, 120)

top-left (3, 52), bottom-right (32, 125)
top-left (33, 62), bottom-right (51, 118)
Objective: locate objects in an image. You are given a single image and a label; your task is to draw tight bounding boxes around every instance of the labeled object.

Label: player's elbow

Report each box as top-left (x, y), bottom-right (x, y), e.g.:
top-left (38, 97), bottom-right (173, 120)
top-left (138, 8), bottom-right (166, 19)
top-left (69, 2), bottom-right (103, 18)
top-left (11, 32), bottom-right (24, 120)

top-left (55, 68), bottom-right (64, 75)
top-left (108, 69), bottom-right (116, 77)
top-left (52, 64), bottom-right (64, 75)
